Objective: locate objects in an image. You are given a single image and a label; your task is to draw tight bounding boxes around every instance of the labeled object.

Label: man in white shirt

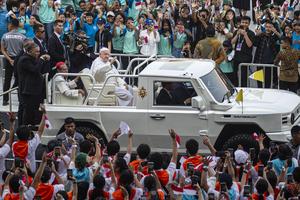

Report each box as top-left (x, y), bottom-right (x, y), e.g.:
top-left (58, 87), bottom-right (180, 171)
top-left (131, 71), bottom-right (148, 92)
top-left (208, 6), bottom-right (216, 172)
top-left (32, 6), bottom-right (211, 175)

top-left (90, 47), bottom-right (133, 106)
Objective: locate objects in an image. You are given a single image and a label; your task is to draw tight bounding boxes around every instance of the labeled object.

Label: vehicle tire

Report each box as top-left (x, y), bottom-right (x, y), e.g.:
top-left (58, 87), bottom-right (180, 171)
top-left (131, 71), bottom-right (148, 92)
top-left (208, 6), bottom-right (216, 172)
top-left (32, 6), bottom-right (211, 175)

top-left (222, 134), bottom-right (259, 152)
top-left (76, 126), bottom-right (106, 143)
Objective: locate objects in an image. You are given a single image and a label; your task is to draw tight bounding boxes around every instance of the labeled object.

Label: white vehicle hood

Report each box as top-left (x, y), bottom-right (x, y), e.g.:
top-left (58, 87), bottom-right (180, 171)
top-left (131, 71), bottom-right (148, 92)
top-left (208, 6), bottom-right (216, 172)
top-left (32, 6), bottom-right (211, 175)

top-left (230, 88), bottom-right (300, 114)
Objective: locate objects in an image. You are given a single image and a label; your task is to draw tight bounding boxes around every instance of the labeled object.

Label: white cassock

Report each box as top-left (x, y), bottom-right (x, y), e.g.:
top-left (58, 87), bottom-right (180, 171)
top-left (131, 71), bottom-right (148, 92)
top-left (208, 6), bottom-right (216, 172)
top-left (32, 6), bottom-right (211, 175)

top-left (54, 75), bottom-right (80, 97)
top-left (90, 57), bottom-right (133, 106)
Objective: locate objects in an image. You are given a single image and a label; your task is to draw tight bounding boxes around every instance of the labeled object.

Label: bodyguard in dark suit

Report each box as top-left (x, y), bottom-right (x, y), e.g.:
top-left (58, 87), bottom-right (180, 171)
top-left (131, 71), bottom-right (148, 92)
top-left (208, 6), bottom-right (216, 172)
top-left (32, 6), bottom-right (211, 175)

top-left (48, 20), bottom-right (65, 70)
top-left (33, 24), bottom-right (48, 56)
top-left (17, 42), bottom-right (50, 125)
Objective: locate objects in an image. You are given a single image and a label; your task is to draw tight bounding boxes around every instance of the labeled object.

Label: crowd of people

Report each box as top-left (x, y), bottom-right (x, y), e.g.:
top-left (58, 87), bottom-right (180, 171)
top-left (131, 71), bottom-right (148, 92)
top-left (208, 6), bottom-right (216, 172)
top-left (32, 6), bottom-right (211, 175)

top-left (1, 0), bottom-right (300, 199)
top-left (0, 105), bottom-right (298, 199)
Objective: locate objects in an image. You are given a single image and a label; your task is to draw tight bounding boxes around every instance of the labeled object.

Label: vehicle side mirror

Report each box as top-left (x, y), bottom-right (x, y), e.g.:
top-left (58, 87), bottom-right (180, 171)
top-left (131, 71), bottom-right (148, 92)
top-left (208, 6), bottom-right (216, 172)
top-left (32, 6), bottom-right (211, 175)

top-left (192, 96), bottom-right (206, 111)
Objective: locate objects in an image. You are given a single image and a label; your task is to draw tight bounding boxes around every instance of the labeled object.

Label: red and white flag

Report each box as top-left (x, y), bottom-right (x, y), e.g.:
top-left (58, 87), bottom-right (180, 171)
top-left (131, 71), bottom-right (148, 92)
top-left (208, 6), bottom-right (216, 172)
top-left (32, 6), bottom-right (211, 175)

top-left (175, 134), bottom-right (181, 148)
top-left (44, 115), bottom-right (52, 129)
top-left (252, 132), bottom-right (259, 141)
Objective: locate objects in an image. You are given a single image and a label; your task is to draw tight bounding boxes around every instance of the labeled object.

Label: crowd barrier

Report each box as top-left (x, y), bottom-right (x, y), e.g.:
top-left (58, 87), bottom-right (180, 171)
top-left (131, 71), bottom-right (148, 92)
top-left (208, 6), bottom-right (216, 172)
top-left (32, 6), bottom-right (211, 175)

top-left (238, 63), bottom-right (280, 89)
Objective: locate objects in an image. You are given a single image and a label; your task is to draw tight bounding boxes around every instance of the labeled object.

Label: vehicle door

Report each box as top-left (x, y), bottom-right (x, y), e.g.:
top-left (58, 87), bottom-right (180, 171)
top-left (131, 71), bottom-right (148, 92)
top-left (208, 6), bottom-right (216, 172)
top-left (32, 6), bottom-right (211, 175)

top-left (147, 78), bottom-right (208, 152)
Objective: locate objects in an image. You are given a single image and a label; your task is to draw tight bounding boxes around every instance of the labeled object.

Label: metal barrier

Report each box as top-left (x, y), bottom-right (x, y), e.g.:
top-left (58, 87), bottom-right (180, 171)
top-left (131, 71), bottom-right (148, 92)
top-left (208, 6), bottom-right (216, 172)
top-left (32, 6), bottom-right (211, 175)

top-left (238, 63), bottom-right (280, 89)
top-left (110, 53), bottom-right (173, 70)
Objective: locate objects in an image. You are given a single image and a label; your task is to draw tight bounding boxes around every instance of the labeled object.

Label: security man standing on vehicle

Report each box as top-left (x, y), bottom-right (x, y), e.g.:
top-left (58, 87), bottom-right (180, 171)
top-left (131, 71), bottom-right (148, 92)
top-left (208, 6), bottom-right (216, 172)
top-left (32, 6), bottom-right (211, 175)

top-left (1, 18), bottom-right (26, 106)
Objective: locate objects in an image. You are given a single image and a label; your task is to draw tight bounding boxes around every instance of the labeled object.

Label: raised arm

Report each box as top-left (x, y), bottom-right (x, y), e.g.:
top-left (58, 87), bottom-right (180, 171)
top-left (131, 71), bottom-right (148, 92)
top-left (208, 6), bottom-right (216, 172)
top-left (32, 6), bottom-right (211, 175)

top-left (31, 153), bottom-right (47, 189)
top-left (169, 129), bottom-right (178, 164)
top-left (37, 104), bottom-right (46, 138)
top-left (7, 113), bottom-right (16, 147)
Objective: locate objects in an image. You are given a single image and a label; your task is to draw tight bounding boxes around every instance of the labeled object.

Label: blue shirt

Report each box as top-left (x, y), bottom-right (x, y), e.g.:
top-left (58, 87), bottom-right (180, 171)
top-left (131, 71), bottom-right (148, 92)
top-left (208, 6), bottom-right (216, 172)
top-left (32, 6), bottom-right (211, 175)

top-left (83, 22), bottom-right (98, 47)
top-left (24, 23), bottom-right (34, 38)
top-left (272, 158), bottom-right (297, 176)
top-left (292, 32), bottom-right (300, 50)
top-left (0, 7), bottom-right (7, 40)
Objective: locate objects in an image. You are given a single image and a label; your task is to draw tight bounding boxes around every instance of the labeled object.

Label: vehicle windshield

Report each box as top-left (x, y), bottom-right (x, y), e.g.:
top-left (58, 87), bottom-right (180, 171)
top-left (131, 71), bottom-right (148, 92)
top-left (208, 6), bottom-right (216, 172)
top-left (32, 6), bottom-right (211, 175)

top-left (200, 68), bottom-right (235, 103)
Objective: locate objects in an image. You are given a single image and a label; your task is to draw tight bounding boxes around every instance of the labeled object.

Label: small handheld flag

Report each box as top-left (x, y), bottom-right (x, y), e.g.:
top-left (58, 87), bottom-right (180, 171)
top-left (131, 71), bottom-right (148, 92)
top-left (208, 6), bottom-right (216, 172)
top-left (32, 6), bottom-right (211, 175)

top-left (235, 89), bottom-right (244, 103)
top-left (249, 70), bottom-right (264, 82)
top-left (44, 115), bottom-right (52, 129)
top-left (175, 134), bottom-right (181, 148)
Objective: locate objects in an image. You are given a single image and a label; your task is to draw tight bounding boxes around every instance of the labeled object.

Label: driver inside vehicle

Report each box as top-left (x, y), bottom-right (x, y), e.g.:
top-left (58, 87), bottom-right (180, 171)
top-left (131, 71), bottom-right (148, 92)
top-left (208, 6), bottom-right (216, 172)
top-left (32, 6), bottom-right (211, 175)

top-left (156, 82), bottom-right (192, 106)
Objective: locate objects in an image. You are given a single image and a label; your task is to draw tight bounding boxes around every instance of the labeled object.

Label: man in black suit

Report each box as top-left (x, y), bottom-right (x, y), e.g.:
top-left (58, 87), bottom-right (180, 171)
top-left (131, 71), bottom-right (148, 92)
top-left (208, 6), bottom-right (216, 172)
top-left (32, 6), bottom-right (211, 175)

top-left (48, 20), bottom-right (65, 70)
top-left (17, 42), bottom-right (50, 125)
top-left (33, 24), bottom-right (48, 55)
top-left (156, 82), bottom-right (176, 105)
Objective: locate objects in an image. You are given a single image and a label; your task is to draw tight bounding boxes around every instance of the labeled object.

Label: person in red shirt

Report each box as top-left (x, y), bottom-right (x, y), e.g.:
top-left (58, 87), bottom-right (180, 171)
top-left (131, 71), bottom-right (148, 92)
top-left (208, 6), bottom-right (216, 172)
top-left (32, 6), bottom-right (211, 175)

top-left (129, 144), bottom-right (151, 175)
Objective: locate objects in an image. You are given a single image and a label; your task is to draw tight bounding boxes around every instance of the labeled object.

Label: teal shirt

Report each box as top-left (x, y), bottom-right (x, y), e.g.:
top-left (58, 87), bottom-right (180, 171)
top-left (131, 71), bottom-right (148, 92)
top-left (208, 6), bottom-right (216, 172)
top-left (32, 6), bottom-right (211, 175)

top-left (158, 35), bottom-right (172, 56)
top-left (123, 29), bottom-right (138, 54)
top-left (38, 0), bottom-right (56, 23)
top-left (219, 61), bottom-right (233, 73)
top-left (173, 32), bottom-right (187, 49)
top-left (61, 0), bottom-right (75, 9)
top-left (112, 26), bottom-right (125, 51)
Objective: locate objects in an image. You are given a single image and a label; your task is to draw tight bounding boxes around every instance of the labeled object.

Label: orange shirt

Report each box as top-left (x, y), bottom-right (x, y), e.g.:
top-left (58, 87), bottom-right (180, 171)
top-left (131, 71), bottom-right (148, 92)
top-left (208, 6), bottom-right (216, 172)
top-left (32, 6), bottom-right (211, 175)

top-left (35, 183), bottom-right (54, 200)
top-left (13, 141), bottom-right (28, 160)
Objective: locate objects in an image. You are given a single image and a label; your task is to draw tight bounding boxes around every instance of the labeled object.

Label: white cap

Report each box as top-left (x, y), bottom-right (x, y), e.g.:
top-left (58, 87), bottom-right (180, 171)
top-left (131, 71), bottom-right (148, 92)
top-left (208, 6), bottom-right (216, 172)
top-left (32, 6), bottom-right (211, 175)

top-left (107, 11), bottom-right (115, 17)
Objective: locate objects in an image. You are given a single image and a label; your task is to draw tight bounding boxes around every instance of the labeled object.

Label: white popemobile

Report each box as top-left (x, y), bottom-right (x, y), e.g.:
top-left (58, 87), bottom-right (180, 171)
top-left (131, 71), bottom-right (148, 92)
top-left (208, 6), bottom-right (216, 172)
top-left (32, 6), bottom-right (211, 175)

top-left (42, 58), bottom-right (300, 153)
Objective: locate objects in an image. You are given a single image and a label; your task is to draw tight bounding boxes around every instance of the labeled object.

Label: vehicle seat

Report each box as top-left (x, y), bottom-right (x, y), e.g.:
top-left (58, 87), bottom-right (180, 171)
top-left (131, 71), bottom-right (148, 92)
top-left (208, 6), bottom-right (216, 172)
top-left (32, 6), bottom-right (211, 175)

top-left (80, 69), bottom-right (117, 106)
top-left (52, 92), bottom-right (84, 105)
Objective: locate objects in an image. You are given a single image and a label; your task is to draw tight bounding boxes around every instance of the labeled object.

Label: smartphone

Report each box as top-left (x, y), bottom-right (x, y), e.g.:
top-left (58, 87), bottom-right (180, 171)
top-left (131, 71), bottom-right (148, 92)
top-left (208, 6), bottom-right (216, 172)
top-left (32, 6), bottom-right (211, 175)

top-left (228, 148), bottom-right (234, 157)
top-left (140, 161), bottom-right (148, 167)
top-left (15, 157), bottom-right (24, 168)
top-left (258, 164), bottom-right (264, 177)
top-left (54, 147), bottom-right (60, 157)
top-left (220, 182), bottom-right (227, 193)
top-left (191, 175), bottom-right (199, 185)
top-left (47, 159), bottom-right (52, 167)
top-left (250, 148), bottom-right (256, 161)
top-left (148, 162), bottom-right (154, 173)
top-left (208, 193), bottom-right (215, 200)
top-left (243, 185), bottom-right (250, 197)
top-left (188, 164), bottom-right (194, 177)
top-left (269, 142), bottom-right (277, 153)
top-left (67, 169), bottom-right (73, 180)
top-left (287, 174), bottom-right (294, 184)
top-left (287, 158), bottom-right (293, 167)
top-left (102, 154), bottom-right (109, 163)
top-left (99, 138), bottom-right (105, 147)
top-left (267, 161), bottom-right (273, 170)
top-left (34, 195), bottom-right (41, 200)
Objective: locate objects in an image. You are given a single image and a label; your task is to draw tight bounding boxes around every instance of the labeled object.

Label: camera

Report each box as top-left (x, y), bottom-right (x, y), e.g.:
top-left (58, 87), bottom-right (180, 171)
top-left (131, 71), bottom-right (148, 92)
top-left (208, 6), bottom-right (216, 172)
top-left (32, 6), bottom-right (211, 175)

top-left (67, 169), bottom-right (73, 180)
top-left (243, 185), bottom-right (250, 197)
top-left (63, 32), bottom-right (89, 54)
top-left (148, 162), bottom-right (154, 173)
top-left (15, 157), bottom-right (24, 168)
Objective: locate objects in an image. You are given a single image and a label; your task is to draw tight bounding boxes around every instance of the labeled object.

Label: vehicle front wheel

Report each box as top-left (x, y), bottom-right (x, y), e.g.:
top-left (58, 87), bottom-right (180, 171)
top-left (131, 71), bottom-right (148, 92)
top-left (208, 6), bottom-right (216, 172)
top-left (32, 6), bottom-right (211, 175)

top-left (76, 126), bottom-right (107, 144)
top-left (222, 134), bottom-right (259, 152)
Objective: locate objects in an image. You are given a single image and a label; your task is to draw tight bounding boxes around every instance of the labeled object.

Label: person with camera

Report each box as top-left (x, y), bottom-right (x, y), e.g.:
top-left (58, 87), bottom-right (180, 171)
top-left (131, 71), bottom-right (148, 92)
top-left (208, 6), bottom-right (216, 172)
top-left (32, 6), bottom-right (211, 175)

top-left (69, 30), bottom-right (96, 73)
top-left (231, 16), bottom-right (255, 87)
top-left (192, 9), bottom-right (211, 45)
top-left (2, 152), bottom-right (49, 200)
top-left (254, 20), bottom-right (280, 88)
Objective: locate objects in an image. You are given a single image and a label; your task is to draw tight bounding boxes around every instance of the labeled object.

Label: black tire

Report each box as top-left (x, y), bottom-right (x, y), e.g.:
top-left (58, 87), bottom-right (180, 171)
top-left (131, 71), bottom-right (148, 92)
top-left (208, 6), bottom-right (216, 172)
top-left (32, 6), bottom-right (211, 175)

top-left (222, 134), bottom-right (259, 152)
top-left (76, 126), bottom-right (106, 143)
